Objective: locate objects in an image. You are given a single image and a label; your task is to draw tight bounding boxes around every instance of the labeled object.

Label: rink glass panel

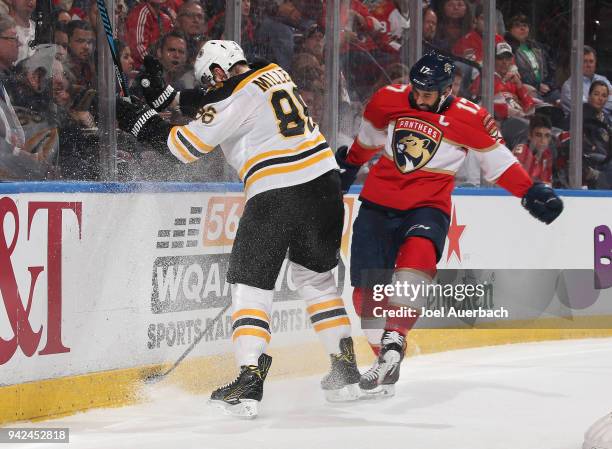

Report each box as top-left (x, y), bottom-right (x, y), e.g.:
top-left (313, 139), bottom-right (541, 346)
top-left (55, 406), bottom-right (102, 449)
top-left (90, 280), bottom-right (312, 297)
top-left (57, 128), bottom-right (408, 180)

top-left (1, 0), bottom-right (607, 188)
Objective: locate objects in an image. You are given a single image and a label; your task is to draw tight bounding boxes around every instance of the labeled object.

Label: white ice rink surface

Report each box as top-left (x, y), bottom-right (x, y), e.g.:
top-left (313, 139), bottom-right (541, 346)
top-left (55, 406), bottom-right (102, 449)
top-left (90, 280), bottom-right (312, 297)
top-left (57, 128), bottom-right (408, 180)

top-left (12, 338), bottom-right (612, 449)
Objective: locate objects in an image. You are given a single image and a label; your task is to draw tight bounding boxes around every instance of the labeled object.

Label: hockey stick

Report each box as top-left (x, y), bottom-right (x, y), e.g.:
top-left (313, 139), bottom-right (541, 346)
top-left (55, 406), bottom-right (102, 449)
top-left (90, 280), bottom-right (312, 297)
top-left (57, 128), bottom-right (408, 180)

top-left (424, 41), bottom-right (483, 72)
top-left (143, 302), bottom-right (232, 384)
top-left (96, 0), bottom-right (130, 97)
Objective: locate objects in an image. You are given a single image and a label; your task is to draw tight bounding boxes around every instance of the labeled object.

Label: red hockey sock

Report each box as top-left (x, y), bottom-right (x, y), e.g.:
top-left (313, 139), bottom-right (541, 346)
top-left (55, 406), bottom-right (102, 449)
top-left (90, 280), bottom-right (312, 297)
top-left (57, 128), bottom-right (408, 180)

top-left (384, 237), bottom-right (437, 335)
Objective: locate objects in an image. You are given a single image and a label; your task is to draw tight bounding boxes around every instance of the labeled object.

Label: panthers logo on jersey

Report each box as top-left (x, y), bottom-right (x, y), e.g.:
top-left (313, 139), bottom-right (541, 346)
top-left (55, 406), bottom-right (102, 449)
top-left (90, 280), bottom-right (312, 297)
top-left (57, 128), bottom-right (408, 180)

top-left (391, 117), bottom-right (443, 173)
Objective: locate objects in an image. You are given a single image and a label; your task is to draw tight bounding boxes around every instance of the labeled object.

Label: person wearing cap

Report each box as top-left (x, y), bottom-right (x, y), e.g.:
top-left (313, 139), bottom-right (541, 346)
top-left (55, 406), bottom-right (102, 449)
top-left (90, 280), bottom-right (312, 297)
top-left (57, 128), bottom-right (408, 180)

top-left (504, 13), bottom-right (558, 103)
top-left (471, 41), bottom-right (537, 120)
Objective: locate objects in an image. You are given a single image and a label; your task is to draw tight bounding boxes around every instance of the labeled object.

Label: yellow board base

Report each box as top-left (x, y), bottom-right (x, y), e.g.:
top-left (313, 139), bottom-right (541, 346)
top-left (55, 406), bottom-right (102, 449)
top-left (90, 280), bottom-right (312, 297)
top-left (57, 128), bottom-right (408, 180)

top-left (3, 316), bottom-right (612, 425)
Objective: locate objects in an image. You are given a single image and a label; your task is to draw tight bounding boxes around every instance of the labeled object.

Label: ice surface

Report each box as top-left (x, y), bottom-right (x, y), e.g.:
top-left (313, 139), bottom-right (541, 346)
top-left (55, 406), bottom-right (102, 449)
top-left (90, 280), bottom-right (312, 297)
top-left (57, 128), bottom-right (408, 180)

top-left (12, 338), bottom-right (612, 449)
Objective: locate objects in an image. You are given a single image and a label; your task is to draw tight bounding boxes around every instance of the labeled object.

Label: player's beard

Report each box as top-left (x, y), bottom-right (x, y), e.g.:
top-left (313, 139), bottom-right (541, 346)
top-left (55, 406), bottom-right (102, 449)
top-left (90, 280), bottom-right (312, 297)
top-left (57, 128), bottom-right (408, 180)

top-left (416, 104), bottom-right (435, 112)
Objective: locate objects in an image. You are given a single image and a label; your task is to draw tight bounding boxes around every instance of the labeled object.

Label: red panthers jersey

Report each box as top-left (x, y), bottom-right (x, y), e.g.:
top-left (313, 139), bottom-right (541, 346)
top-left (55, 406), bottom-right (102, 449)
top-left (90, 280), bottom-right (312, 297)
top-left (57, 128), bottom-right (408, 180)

top-left (347, 84), bottom-right (533, 215)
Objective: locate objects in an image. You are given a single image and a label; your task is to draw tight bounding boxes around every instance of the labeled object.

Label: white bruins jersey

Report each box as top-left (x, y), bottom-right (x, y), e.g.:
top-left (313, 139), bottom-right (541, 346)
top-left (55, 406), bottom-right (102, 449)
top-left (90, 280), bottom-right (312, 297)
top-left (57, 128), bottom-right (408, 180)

top-left (167, 62), bottom-right (337, 199)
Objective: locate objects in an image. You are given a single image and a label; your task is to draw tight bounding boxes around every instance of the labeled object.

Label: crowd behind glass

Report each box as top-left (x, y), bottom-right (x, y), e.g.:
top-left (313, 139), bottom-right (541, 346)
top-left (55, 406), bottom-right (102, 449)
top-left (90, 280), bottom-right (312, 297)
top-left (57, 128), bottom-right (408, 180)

top-left (0, 0), bottom-right (610, 188)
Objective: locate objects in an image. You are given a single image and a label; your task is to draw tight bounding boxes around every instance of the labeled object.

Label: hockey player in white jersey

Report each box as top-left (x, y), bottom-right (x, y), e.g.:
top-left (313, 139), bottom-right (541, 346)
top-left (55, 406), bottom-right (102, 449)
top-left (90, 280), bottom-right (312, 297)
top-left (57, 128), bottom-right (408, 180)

top-left (116, 41), bottom-right (361, 418)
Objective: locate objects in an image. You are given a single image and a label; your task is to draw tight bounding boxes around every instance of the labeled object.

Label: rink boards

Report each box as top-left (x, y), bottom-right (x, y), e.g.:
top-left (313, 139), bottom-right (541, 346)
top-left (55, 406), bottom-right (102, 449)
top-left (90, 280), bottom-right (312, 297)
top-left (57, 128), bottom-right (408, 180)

top-left (1, 182), bottom-right (612, 423)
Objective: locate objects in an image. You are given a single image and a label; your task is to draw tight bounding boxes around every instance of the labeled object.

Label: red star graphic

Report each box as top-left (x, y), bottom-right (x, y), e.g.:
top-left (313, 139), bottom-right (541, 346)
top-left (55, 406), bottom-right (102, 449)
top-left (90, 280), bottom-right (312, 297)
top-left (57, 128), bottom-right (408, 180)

top-left (446, 206), bottom-right (466, 262)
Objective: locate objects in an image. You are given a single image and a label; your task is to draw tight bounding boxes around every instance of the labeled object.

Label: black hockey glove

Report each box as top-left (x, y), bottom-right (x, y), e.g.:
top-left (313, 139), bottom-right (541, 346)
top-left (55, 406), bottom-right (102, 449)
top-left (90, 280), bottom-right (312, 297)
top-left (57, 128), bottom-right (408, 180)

top-left (335, 146), bottom-right (361, 194)
top-left (137, 55), bottom-right (177, 111)
top-left (521, 182), bottom-right (564, 225)
top-left (116, 96), bottom-right (172, 154)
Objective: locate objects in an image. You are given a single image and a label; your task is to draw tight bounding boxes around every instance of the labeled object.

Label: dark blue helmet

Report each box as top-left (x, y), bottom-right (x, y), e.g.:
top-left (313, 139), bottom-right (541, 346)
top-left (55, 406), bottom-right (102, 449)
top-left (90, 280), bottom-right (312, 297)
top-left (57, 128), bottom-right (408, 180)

top-left (409, 52), bottom-right (455, 93)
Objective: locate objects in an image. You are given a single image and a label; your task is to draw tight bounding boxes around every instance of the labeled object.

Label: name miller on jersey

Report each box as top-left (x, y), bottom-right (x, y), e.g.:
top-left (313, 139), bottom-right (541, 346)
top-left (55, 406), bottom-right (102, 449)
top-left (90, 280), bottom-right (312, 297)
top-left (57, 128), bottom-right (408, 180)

top-left (252, 67), bottom-right (294, 93)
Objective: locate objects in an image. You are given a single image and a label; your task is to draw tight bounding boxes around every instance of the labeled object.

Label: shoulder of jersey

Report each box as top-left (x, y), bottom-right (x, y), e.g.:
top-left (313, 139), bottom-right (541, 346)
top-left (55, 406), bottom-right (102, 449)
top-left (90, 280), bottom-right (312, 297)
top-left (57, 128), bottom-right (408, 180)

top-left (445, 96), bottom-right (490, 127)
top-left (199, 61), bottom-right (278, 105)
top-left (370, 84), bottom-right (411, 105)
top-left (365, 84), bottom-right (411, 127)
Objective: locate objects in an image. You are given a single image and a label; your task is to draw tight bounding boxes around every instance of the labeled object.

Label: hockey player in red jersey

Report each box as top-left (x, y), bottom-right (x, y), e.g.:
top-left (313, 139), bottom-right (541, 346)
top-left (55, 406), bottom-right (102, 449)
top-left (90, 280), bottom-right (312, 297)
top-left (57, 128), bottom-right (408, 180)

top-left (335, 52), bottom-right (563, 398)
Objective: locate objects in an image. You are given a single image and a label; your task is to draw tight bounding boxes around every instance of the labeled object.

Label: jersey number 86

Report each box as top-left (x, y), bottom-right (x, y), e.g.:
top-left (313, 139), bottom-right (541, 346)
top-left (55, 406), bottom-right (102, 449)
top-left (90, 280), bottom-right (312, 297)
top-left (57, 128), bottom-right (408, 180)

top-left (271, 87), bottom-right (316, 138)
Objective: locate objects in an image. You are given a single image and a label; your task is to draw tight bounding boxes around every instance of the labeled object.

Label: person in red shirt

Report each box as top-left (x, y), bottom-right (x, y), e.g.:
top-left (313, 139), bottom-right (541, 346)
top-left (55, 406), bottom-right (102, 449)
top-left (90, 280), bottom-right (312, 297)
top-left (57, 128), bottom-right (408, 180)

top-left (126, 0), bottom-right (173, 68)
top-left (335, 53), bottom-right (563, 398)
top-left (471, 41), bottom-right (537, 120)
top-left (452, 4), bottom-right (504, 65)
top-left (367, 0), bottom-right (409, 54)
top-left (512, 115), bottom-right (554, 184)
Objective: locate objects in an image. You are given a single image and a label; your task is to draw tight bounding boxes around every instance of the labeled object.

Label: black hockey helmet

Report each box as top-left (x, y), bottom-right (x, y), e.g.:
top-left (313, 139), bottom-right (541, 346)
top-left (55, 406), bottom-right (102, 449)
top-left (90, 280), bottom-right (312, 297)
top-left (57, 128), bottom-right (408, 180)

top-left (409, 52), bottom-right (455, 112)
top-left (410, 52), bottom-right (455, 91)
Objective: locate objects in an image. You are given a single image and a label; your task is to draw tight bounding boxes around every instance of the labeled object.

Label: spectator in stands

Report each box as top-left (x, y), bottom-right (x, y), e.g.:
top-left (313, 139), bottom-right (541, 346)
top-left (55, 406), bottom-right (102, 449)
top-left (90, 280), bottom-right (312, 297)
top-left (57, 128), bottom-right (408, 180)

top-left (114, 0), bottom-right (128, 42)
top-left (87, 0), bottom-right (98, 32)
top-left (0, 15), bottom-right (26, 160)
top-left (132, 31), bottom-right (193, 119)
top-left (53, 0), bottom-right (86, 21)
top-left (452, 4), bottom-right (503, 66)
top-left (504, 13), bottom-right (558, 104)
top-left (292, 52), bottom-right (324, 84)
top-left (423, 6), bottom-right (437, 43)
top-left (54, 62), bottom-right (99, 180)
top-left (367, 0), bottom-right (409, 54)
top-left (255, 1), bottom-right (296, 71)
top-left (512, 114), bottom-right (553, 184)
top-left (175, 0), bottom-right (206, 64)
top-left (296, 76), bottom-right (324, 125)
top-left (53, 23), bottom-right (69, 61)
top-left (65, 20), bottom-right (96, 92)
top-left (126, 0), bottom-right (173, 68)
top-left (582, 80), bottom-right (612, 189)
top-left (53, 8), bottom-right (72, 26)
top-left (115, 39), bottom-right (136, 88)
top-left (9, 0), bottom-right (35, 63)
top-left (51, 60), bottom-right (71, 109)
top-left (294, 0), bottom-right (322, 29)
top-left (451, 3), bottom-right (503, 97)
top-left (434, 0), bottom-right (472, 52)
top-left (1, 44), bottom-right (62, 179)
top-left (561, 45), bottom-right (612, 116)
top-left (11, 50), bottom-right (63, 171)
top-left (472, 41), bottom-right (536, 121)
top-left (451, 65), bottom-right (463, 96)
top-left (208, 0), bottom-right (257, 59)
top-left (155, 31), bottom-right (188, 88)
top-left (370, 62), bottom-right (409, 95)
top-left (299, 23), bottom-right (324, 65)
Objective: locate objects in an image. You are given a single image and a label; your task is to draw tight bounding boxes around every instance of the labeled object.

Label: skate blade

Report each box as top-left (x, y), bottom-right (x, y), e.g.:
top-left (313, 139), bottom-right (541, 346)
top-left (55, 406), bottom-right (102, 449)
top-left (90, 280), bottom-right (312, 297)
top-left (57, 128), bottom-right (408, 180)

top-left (324, 383), bottom-right (361, 402)
top-left (208, 398), bottom-right (259, 419)
top-left (359, 384), bottom-right (395, 400)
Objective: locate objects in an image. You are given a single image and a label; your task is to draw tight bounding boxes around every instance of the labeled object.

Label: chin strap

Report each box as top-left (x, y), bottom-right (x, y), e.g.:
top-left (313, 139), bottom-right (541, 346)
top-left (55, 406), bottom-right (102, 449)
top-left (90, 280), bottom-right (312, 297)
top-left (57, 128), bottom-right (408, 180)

top-left (436, 92), bottom-right (453, 113)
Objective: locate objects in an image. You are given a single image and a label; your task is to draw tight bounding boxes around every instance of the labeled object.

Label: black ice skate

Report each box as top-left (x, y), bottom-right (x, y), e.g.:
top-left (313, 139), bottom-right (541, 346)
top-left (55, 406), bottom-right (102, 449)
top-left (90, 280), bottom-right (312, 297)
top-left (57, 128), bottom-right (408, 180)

top-left (321, 337), bottom-right (361, 402)
top-left (359, 331), bottom-right (406, 398)
top-left (209, 353), bottom-right (272, 418)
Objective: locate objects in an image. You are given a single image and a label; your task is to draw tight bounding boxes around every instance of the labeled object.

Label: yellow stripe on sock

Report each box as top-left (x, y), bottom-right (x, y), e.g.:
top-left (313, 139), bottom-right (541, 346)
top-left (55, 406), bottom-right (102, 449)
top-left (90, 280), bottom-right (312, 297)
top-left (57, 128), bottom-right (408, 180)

top-left (231, 308), bottom-right (270, 322)
top-left (306, 298), bottom-right (344, 315)
top-left (313, 317), bottom-right (351, 333)
top-left (232, 327), bottom-right (271, 343)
